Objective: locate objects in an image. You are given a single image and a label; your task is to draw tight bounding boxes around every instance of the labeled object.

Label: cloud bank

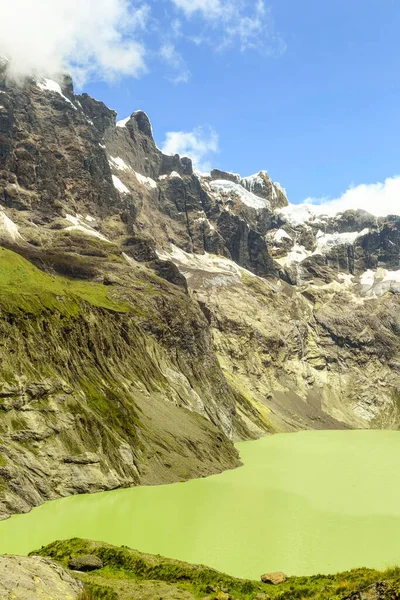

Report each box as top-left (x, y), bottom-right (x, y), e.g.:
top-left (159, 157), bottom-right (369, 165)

top-left (304, 176), bottom-right (400, 217)
top-left (0, 0), bottom-right (149, 85)
top-left (0, 0), bottom-right (283, 85)
top-left (161, 126), bottom-right (219, 172)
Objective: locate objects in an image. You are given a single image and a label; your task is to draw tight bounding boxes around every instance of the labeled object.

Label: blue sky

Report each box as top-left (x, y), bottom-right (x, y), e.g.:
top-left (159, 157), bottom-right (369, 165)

top-left (3, 0), bottom-right (399, 208)
top-left (79, 0), bottom-right (400, 205)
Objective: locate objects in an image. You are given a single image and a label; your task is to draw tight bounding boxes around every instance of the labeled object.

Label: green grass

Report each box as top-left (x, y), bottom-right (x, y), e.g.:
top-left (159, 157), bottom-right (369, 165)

top-left (0, 247), bottom-right (128, 315)
top-left (32, 539), bottom-right (400, 600)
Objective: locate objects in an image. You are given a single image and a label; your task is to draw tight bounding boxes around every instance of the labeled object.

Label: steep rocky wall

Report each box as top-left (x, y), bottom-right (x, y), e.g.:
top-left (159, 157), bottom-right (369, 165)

top-left (162, 248), bottom-right (400, 431)
top-left (0, 67), bottom-right (400, 521)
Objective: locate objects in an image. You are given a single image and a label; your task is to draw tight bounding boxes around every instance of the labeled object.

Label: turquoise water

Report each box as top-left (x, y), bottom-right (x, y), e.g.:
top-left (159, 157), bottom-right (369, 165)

top-left (1, 430), bottom-right (400, 578)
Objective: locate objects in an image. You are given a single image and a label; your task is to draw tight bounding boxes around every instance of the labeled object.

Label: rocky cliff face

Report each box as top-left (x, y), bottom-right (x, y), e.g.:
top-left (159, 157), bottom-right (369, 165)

top-left (0, 67), bottom-right (399, 518)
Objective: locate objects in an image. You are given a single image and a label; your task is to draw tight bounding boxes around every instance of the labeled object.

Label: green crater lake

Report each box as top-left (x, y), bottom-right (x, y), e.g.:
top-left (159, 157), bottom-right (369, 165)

top-left (1, 430), bottom-right (400, 578)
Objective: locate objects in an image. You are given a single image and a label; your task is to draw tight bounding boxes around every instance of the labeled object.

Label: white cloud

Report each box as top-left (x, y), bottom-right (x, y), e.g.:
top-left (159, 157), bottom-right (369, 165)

top-left (304, 176), bottom-right (400, 217)
top-left (161, 126), bottom-right (219, 172)
top-left (170, 0), bottom-right (285, 54)
top-left (0, 0), bottom-right (283, 86)
top-left (171, 0), bottom-right (226, 18)
top-left (0, 0), bottom-right (150, 86)
top-left (160, 43), bottom-right (191, 84)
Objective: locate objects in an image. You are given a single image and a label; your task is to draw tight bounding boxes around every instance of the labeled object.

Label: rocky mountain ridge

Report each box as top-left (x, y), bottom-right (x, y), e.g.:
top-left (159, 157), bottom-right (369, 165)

top-left (0, 67), bottom-right (399, 518)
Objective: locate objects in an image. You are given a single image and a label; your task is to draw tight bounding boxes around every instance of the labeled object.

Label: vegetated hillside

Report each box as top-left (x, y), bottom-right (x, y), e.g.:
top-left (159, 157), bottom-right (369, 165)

top-left (29, 538), bottom-right (400, 600)
top-left (0, 64), bottom-right (399, 518)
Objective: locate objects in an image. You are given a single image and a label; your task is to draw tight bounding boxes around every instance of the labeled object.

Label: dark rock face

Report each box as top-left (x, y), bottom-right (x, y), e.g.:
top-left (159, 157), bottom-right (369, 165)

top-left (77, 92), bottom-right (117, 135)
top-left (216, 210), bottom-right (277, 277)
top-left (150, 259), bottom-right (188, 290)
top-left (359, 219), bottom-right (400, 271)
top-left (211, 169), bottom-right (238, 183)
top-left (0, 76), bottom-right (118, 220)
top-left (122, 235), bottom-right (158, 262)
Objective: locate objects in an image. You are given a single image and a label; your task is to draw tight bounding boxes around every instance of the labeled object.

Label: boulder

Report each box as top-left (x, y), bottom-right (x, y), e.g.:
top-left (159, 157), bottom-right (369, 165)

top-left (343, 582), bottom-right (388, 600)
top-left (214, 592), bottom-right (231, 600)
top-left (261, 571), bottom-right (287, 585)
top-left (68, 554), bottom-right (103, 572)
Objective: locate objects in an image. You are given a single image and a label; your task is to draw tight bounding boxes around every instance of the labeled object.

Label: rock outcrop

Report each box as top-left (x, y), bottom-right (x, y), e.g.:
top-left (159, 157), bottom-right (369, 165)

top-left (0, 555), bottom-right (83, 599)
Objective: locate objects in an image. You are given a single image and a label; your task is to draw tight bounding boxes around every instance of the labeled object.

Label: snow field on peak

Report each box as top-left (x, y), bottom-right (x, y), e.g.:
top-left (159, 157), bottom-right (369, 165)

top-left (36, 79), bottom-right (77, 110)
top-left (314, 229), bottom-right (369, 254)
top-left (116, 116), bottom-right (130, 128)
top-left (276, 228), bottom-right (370, 268)
top-left (277, 203), bottom-right (328, 227)
top-left (210, 179), bottom-right (270, 210)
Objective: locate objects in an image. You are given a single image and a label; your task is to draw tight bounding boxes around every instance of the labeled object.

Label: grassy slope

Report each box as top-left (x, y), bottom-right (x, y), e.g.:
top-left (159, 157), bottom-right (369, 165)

top-left (0, 246), bottom-right (128, 315)
top-left (34, 539), bottom-right (400, 600)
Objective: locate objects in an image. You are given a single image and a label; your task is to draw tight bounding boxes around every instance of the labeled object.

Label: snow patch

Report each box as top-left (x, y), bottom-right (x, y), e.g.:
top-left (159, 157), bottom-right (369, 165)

top-left (274, 181), bottom-right (287, 196)
top-left (0, 209), bottom-right (22, 241)
top-left (123, 252), bottom-right (136, 266)
top-left (314, 229), bottom-right (369, 255)
top-left (383, 270), bottom-right (400, 283)
top-left (112, 175), bottom-right (130, 194)
top-left (135, 172), bottom-right (157, 189)
top-left (116, 116), bottom-right (130, 128)
top-left (240, 173), bottom-right (264, 190)
top-left (337, 273), bottom-right (354, 286)
top-left (157, 244), bottom-right (256, 287)
top-left (37, 79), bottom-right (77, 110)
top-left (65, 224), bottom-right (110, 241)
top-left (170, 171), bottom-right (182, 179)
top-left (109, 156), bottom-right (131, 171)
top-left (65, 213), bottom-right (110, 242)
top-left (359, 268), bottom-right (400, 297)
top-left (158, 174), bottom-right (168, 180)
top-left (360, 270), bottom-right (376, 286)
top-left (276, 244), bottom-right (311, 267)
top-left (210, 180), bottom-right (270, 210)
top-left (195, 216), bottom-right (215, 231)
top-left (277, 203), bottom-right (327, 226)
top-left (273, 228), bottom-right (292, 243)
